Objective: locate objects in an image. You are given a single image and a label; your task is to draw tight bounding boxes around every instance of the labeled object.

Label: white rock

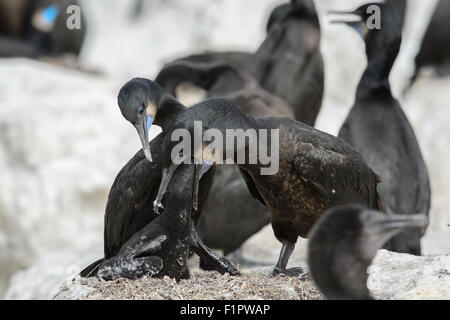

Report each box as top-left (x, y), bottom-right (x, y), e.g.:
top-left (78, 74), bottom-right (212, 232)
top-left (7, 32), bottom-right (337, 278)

top-left (368, 250), bottom-right (450, 300)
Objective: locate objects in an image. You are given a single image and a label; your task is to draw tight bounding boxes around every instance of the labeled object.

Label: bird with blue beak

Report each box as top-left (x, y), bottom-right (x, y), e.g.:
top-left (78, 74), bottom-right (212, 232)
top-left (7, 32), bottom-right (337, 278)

top-left (117, 78), bottom-right (184, 162)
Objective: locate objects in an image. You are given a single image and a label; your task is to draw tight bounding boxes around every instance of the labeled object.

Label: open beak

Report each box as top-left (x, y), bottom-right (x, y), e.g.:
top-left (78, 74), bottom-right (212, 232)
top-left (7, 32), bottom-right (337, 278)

top-left (135, 115), bottom-right (153, 162)
top-left (328, 10), bottom-right (364, 37)
top-left (378, 214), bottom-right (429, 232)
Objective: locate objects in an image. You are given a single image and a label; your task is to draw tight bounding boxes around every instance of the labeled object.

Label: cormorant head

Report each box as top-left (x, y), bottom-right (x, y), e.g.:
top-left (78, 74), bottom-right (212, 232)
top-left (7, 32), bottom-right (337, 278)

top-left (267, 0), bottom-right (318, 32)
top-left (308, 205), bottom-right (428, 300)
top-left (118, 78), bottom-right (179, 162)
top-left (328, 2), bottom-right (401, 67)
top-left (328, 2), bottom-right (400, 40)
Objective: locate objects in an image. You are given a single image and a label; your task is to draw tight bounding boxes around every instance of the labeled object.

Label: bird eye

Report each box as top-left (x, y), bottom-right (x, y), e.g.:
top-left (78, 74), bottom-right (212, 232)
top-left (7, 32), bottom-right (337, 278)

top-left (138, 105), bottom-right (145, 115)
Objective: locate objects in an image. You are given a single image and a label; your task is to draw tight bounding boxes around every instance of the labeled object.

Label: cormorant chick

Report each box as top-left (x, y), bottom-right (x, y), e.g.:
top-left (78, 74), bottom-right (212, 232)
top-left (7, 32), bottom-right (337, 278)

top-left (308, 205), bottom-right (428, 300)
top-left (97, 163), bottom-right (196, 281)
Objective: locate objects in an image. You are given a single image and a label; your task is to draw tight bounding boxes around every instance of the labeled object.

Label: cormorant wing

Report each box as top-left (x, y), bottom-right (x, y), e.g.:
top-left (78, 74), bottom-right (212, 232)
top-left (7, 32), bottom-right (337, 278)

top-left (293, 142), bottom-right (380, 206)
top-left (238, 168), bottom-right (267, 206)
top-left (104, 136), bottom-right (164, 258)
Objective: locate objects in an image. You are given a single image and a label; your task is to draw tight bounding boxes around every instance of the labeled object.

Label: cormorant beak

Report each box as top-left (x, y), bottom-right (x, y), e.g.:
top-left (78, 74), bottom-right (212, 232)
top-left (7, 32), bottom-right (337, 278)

top-left (378, 214), bottom-right (429, 232)
top-left (153, 162), bottom-right (181, 214)
top-left (328, 10), bottom-right (365, 38)
top-left (135, 115), bottom-right (153, 162)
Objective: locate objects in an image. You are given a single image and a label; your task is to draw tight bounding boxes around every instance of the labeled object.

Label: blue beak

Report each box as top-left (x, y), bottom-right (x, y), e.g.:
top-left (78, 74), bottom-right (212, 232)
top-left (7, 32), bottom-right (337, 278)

top-left (147, 116), bottom-right (153, 141)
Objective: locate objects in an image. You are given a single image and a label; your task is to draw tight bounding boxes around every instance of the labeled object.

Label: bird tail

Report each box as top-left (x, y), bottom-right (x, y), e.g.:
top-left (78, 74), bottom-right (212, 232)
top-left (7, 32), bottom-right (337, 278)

top-left (79, 258), bottom-right (104, 278)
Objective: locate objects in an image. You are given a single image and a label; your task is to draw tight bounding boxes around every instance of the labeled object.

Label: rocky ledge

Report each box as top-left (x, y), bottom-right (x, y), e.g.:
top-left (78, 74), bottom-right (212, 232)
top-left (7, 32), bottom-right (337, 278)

top-left (54, 250), bottom-right (449, 300)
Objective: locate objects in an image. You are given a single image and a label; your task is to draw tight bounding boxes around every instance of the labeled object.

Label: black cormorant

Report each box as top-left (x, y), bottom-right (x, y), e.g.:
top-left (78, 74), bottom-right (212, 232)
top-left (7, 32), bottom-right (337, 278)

top-left (148, 94), bottom-right (381, 277)
top-left (331, 2), bottom-right (431, 255)
top-left (308, 205), bottom-right (429, 300)
top-left (165, 0), bottom-right (324, 126)
top-left (252, 0), bottom-right (324, 125)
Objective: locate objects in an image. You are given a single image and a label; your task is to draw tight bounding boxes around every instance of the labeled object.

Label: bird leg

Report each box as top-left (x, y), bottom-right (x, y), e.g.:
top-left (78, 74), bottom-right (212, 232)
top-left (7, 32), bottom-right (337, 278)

top-left (271, 240), bottom-right (306, 278)
top-left (153, 163), bottom-right (179, 214)
top-left (189, 226), bottom-right (241, 276)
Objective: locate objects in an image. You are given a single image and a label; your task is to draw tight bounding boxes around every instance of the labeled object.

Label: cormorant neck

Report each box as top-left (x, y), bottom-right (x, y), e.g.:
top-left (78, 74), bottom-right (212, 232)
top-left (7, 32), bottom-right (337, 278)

top-left (323, 252), bottom-right (373, 300)
top-left (208, 67), bottom-right (247, 96)
top-left (356, 32), bottom-right (400, 100)
top-left (156, 63), bottom-right (246, 98)
top-left (155, 96), bottom-right (187, 132)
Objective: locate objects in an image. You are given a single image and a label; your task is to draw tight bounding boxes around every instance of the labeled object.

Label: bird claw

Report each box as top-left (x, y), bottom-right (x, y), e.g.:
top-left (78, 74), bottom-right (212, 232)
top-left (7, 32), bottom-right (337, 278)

top-left (153, 200), bottom-right (164, 214)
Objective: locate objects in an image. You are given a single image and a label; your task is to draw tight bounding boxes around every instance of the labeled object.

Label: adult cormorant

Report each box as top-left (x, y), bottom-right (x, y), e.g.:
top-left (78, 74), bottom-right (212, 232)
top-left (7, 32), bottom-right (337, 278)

top-left (252, 0), bottom-right (324, 125)
top-left (148, 93), bottom-right (381, 276)
top-left (166, 0), bottom-right (324, 126)
top-left (308, 205), bottom-right (428, 300)
top-left (332, 2), bottom-right (431, 255)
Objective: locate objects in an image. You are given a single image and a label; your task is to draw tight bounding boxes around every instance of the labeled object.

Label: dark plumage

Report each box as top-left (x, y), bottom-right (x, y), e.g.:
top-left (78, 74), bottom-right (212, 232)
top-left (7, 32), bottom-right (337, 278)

top-left (156, 61), bottom-right (295, 256)
top-left (410, 0), bottom-right (450, 87)
top-left (155, 61), bottom-right (295, 119)
top-left (0, 0), bottom-right (86, 58)
top-left (385, 0), bottom-right (406, 28)
top-left (167, 0), bottom-right (324, 126)
top-left (153, 94), bottom-right (381, 276)
top-left (171, 51), bottom-right (254, 74)
top-left (97, 163), bottom-right (196, 281)
top-left (252, 0), bottom-right (324, 125)
top-left (308, 205), bottom-right (429, 300)
top-left (334, 2), bottom-right (431, 255)
top-left (80, 79), bottom-right (240, 277)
